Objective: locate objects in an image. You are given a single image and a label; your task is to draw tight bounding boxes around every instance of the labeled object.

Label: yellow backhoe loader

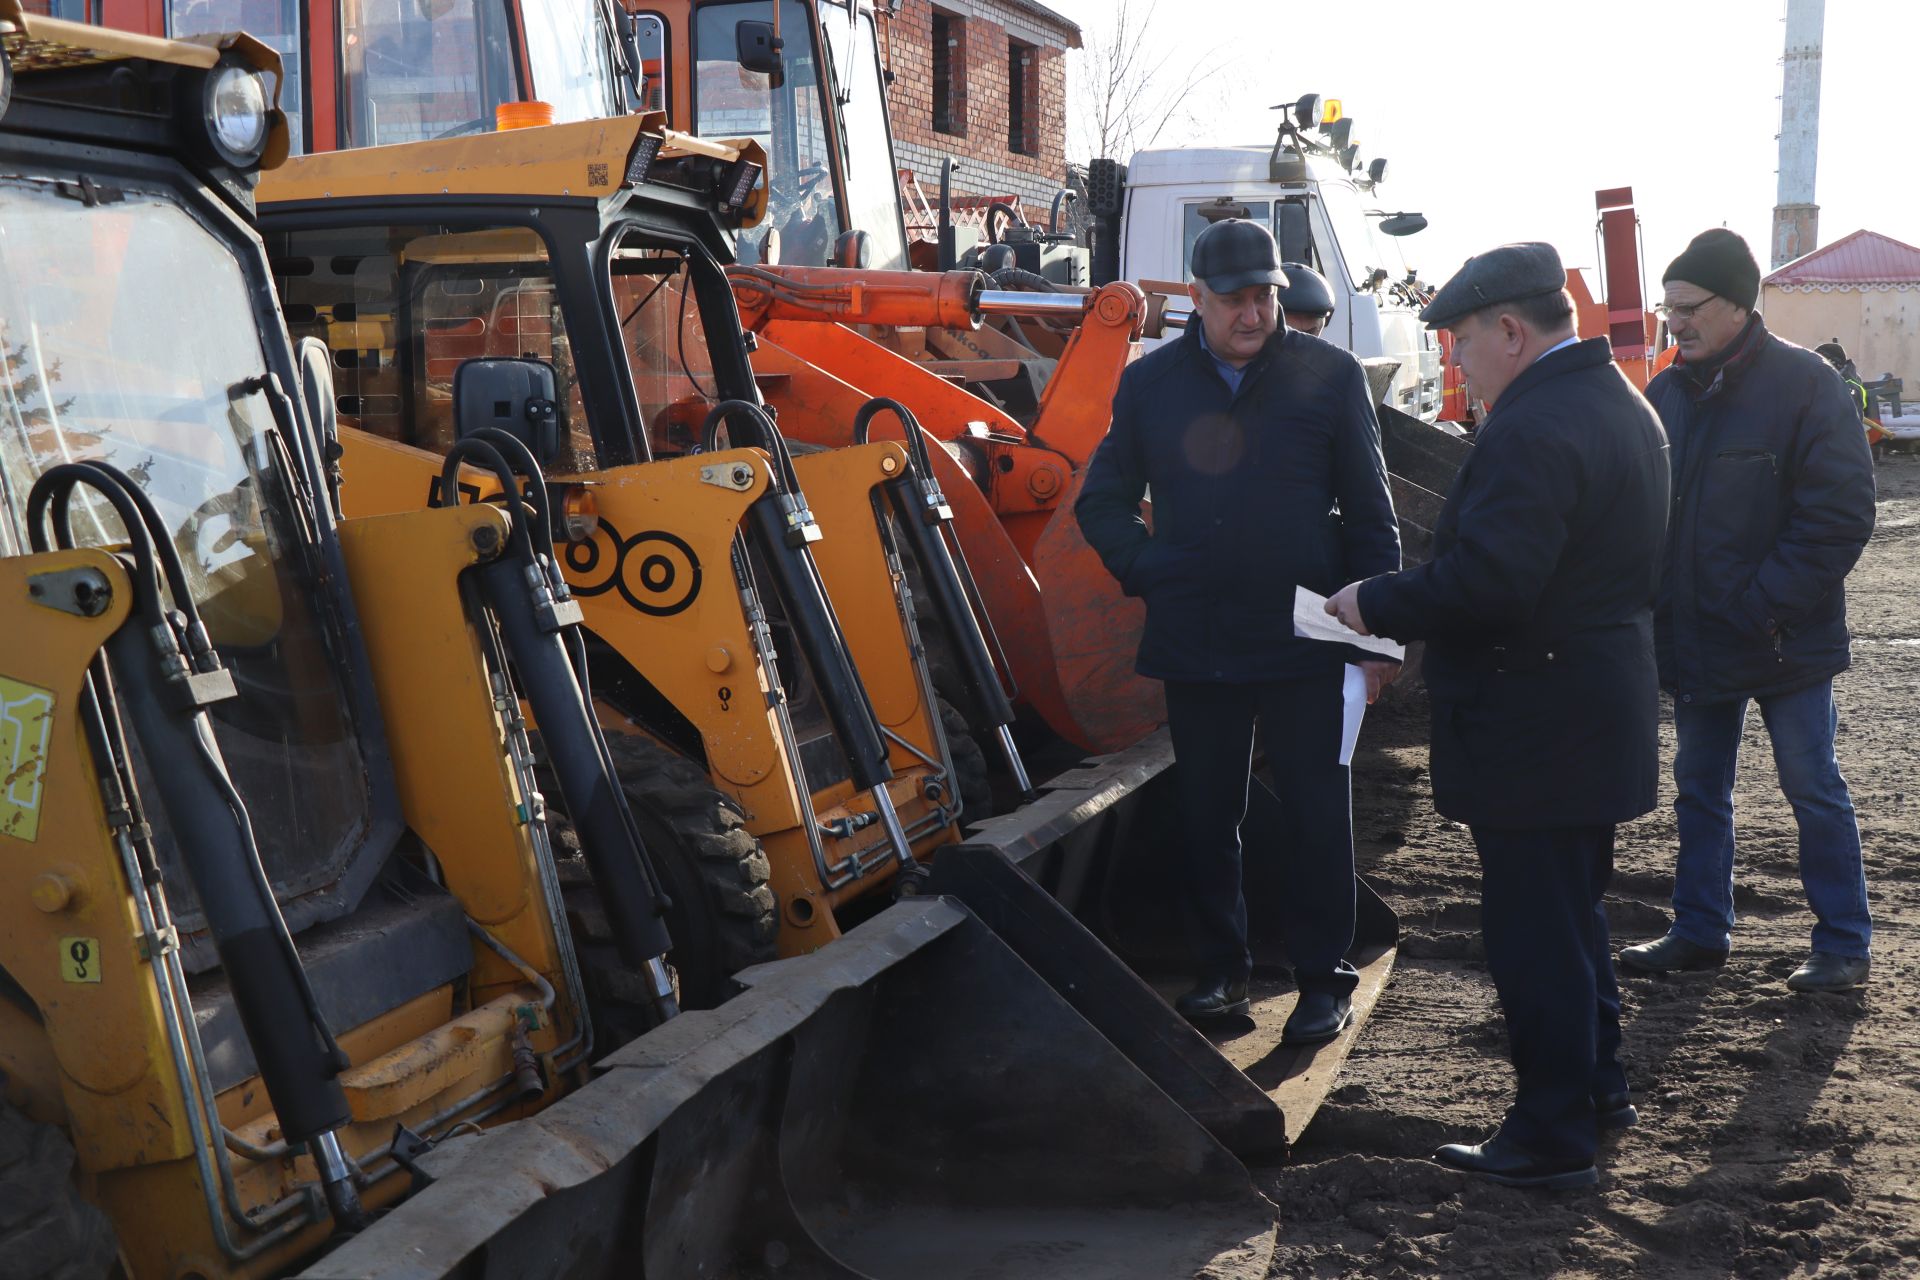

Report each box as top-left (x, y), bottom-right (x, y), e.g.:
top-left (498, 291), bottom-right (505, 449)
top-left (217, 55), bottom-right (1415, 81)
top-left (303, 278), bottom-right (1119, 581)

top-left (255, 118), bottom-right (1031, 1002)
top-left (0, 13), bottom-right (1278, 1277)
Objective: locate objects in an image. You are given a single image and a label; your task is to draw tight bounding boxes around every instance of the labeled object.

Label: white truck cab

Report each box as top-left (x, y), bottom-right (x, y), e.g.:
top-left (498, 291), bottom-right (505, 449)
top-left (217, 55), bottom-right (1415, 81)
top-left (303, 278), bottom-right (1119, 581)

top-left (1102, 102), bottom-right (1444, 421)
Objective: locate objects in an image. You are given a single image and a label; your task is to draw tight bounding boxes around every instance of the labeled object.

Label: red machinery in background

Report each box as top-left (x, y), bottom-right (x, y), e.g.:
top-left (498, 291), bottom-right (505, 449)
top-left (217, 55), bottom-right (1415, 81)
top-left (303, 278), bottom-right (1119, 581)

top-left (1445, 186), bottom-right (1661, 426)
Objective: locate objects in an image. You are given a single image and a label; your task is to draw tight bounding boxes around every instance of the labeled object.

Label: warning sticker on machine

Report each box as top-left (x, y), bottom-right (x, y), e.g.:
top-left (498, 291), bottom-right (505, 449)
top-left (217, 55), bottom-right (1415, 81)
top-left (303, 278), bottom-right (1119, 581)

top-left (0, 676), bottom-right (55, 843)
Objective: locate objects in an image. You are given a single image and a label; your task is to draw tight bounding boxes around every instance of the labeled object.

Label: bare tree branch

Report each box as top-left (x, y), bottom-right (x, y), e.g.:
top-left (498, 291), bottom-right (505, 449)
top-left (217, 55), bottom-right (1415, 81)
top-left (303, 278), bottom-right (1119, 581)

top-left (1066, 0), bottom-right (1236, 164)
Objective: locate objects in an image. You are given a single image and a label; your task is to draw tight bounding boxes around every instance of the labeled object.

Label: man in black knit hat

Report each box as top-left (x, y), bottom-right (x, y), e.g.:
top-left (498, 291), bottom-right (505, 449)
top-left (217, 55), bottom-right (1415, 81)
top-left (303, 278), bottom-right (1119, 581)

top-left (1620, 228), bottom-right (1877, 993)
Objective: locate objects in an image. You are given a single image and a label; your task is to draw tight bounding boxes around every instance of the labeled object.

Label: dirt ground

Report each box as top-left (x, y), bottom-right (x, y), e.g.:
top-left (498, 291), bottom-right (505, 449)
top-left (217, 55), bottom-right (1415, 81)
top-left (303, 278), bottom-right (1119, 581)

top-left (1260, 460), bottom-right (1920, 1278)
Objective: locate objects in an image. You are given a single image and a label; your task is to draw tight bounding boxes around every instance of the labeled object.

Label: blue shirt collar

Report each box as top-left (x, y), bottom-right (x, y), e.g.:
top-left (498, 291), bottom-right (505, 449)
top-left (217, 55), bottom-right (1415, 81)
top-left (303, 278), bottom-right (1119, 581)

top-left (1195, 318), bottom-right (1259, 395)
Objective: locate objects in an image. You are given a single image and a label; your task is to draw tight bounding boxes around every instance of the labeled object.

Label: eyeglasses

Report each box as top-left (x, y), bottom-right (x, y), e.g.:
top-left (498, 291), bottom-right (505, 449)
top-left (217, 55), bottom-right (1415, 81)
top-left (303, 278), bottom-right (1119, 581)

top-left (1655, 296), bottom-right (1721, 321)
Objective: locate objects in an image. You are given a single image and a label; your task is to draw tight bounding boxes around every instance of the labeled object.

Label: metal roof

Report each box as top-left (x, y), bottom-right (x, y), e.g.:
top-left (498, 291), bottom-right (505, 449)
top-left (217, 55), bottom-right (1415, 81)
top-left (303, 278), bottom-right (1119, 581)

top-left (999, 0), bottom-right (1083, 45)
top-left (1763, 229), bottom-right (1920, 286)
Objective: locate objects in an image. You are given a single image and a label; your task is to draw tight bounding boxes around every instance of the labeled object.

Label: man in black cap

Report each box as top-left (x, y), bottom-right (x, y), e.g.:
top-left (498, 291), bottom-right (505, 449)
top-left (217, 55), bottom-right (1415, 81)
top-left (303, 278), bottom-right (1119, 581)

top-left (1277, 261), bottom-right (1337, 338)
top-left (1076, 218), bottom-right (1400, 1044)
top-left (1618, 229), bottom-right (1876, 993)
top-left (1325, 241), bottom-right (1669, 1188)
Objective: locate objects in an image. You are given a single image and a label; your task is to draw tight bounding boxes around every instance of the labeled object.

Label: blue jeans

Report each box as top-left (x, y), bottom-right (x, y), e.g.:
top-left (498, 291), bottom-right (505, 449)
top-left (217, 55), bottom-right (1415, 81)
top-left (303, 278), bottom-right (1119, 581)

top-left (1672, 678), bottom-right (1871, 958)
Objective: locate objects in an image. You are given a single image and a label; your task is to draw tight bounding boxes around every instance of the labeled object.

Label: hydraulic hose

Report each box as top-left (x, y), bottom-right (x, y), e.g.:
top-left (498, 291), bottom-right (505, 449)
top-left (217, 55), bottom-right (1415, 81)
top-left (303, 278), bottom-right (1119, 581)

top-left (698, 400), bottom-right (914, 863)
top-left (851, 400), bottom-right (1032, 798)
top-left (27, 462), bottom-right (367, 1230)
top-left (435, 433), bottom-right (679, 1023)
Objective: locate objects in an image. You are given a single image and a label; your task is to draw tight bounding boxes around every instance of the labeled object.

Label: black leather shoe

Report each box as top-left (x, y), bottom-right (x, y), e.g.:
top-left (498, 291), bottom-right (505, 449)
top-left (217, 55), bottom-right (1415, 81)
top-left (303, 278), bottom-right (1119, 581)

top-left (1174, 977), bottom-right (1249, 1021)
top-left (1786, 951), bottom-right (1870, 992)
top-left (1434, 1133), bottom-right (1597, 1189)
top-left (1618, 931), bottom-right (1729, 975)
top-left (1282, 991), bottom-right (1353, 1045)
top-left (1594, 1091), bottom-right (1638, 1130)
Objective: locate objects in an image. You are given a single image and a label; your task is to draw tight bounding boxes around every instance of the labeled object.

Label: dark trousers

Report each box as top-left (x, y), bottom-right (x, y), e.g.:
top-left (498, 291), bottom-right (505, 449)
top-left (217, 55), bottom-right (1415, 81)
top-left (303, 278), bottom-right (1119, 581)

top-left (1471, 823), bottom-right (1628, 1164)
top-left (1165, 676), bottom-right (1358, 997)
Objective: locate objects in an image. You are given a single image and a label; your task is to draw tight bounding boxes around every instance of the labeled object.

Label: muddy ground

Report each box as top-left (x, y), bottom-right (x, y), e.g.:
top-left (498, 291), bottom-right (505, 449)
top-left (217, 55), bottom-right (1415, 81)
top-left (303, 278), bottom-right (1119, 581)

top-left (1261, 460), bottom-right (1920, 1277)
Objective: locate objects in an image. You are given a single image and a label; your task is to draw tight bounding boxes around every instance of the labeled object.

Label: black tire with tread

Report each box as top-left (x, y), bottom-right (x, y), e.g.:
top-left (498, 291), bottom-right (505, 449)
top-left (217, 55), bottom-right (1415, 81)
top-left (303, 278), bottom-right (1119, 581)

top-left (0, 1090), bottom-right (117, 1280)
top-left (545, 733), bottom-right (777, 1048)
top-left (936, 696), bottom-right (995, 830)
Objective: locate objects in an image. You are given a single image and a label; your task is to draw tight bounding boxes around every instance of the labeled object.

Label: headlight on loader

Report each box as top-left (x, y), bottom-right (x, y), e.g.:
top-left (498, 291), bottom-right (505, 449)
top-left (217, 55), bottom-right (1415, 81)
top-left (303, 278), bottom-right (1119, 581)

top-left (203, 64), bottom-right (270, 164)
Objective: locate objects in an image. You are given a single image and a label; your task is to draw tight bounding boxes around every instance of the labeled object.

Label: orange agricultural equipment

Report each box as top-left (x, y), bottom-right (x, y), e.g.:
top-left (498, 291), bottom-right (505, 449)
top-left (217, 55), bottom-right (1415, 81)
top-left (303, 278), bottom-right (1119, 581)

top-left (727, 264), bottom-right (1164, 753)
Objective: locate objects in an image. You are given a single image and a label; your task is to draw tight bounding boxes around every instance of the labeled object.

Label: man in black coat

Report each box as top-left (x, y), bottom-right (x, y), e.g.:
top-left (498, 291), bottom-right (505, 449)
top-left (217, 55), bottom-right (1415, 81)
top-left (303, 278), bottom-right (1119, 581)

top-left (1075, 218), bottom-right (1401, 1043)
top-left (1618, 229), bottom-right (1875, 993)
top-left (1326, 242), bottom-right (1670, 1188)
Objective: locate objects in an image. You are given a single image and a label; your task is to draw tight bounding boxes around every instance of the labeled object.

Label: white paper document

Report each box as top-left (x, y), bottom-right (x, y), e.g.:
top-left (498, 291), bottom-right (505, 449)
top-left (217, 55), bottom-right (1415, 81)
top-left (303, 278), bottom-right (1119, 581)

top-left (1340, 664), bottom-right (1367, 767)
top-left (1292, 586), bottom-right (1407, 661)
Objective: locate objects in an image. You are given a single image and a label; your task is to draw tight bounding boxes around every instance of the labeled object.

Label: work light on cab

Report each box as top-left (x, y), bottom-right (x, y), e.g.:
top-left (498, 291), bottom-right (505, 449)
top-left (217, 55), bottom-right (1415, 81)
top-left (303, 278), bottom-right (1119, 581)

top-left (199, 62), bottom-right (270, 165)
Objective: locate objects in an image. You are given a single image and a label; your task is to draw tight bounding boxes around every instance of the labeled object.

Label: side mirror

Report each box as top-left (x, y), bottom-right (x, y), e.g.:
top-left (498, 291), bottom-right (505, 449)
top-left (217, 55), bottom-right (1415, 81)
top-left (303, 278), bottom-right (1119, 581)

top-left (736, 20), bottom-right (784, 76)
top-left (454, 358), bottom-right (563, 467)
top-left (617, 13), bottom-right (663, 112)
top-left (1378, 213), bottom-right (1428, 236)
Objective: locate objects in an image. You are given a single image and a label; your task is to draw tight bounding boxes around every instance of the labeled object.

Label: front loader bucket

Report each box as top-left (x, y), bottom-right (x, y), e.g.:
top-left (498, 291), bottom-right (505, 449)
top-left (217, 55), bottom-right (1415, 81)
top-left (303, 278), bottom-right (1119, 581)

top-left (927, 731), bottom-right (1399, 1155)
top-left (297, 898), bottom-right (1276, 1280)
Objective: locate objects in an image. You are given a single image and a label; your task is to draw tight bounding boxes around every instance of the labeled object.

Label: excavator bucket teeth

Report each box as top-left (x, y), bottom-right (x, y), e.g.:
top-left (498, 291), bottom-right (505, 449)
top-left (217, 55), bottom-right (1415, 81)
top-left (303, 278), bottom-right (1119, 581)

top-left (1379, 403), bottom-right (1472, 500)
top-left (296, 898), bottom-right (1277, 1280)
top-left (929, 730), bottom-right (1400, 1153)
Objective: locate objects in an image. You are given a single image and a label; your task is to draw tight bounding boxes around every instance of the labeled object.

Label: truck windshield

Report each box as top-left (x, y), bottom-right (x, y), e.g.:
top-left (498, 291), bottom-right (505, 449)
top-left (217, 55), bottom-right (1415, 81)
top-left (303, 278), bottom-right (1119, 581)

top-left (1319, 179), bottom-right (1407, 292)
top-left (818, 3), bottom-right (907, 270)
top-left (694, 0), bottom-right (842, 267)
top-left (0, 180), bottom-right (373, 929)
top-left (273, 222), bottom-right (600, 470)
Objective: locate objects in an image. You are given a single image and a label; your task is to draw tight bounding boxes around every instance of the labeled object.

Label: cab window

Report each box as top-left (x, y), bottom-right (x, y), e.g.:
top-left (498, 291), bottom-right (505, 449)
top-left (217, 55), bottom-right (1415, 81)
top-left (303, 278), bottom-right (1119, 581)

top-left (694, 0), bottom-right (841, 267)
top-left (338, 0), bottom-right (518, 148)
top-left (272, 223), bottom-right (597, 469)
top-left (1179, 201), bottom-right (1269, 282)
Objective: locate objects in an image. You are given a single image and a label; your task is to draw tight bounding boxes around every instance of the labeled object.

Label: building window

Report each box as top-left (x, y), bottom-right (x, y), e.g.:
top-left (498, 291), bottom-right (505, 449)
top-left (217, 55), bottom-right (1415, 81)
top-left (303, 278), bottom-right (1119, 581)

top-left (932, 9), bottom-right (965, 136)
top-left (1008, 38), bottom-right (1037, 155)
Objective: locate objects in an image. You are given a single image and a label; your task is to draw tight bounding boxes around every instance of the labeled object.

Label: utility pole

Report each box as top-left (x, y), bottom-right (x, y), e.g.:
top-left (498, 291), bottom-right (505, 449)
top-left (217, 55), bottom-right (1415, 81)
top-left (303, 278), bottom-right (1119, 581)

top-left (1771, 0), bottom-right (1824, 270)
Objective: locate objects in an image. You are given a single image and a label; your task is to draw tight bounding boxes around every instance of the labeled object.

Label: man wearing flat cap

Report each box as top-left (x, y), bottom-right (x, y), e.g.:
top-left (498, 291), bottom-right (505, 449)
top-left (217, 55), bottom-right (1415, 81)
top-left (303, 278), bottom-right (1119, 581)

top-left (1617, 228), bottom-right (1876, 994)
top-left (1076, 218), bottom-right (1401, 1044)
top-left (1326, 242), bottom-right (1670, 1188)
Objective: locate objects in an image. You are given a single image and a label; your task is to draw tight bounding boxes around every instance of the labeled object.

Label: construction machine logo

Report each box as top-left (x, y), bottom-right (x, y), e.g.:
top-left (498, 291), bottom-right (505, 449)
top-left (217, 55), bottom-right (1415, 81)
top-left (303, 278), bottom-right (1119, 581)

top-left (0, 675), bottom-right (55, 843)
top-left (563, 517), bottom-right (702, 617)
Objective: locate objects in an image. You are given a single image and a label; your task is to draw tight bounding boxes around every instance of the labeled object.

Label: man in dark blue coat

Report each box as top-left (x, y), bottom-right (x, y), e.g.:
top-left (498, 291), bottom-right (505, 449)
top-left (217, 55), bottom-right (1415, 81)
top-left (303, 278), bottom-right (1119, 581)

top-left (1326, 243), bottom-right (1670, 1189)
top-left (1075, 218), bottom-right (1401, 1043)
top-left (1618, 229), bottom-right (1875, 993)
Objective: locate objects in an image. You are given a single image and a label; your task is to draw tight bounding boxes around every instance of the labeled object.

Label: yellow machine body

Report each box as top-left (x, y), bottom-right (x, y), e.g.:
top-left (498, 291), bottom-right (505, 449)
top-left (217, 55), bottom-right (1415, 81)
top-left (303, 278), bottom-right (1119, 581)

top-left (261, 126), bottom-right (974, 959)
top-left (336, 425), bottom-right (961, 952)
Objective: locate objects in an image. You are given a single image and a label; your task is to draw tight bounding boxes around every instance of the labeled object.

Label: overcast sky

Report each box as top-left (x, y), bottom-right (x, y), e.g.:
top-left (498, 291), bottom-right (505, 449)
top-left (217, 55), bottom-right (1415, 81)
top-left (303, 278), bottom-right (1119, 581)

top-left (1044, 0), bottom-right (1919, 295)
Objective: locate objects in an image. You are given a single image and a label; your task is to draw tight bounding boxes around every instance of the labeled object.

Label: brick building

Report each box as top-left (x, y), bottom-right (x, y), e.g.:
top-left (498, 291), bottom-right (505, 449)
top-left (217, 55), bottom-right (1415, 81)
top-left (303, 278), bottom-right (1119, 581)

top-left (887, 0), bottom-right (1080, 227)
